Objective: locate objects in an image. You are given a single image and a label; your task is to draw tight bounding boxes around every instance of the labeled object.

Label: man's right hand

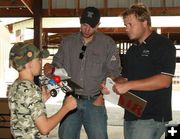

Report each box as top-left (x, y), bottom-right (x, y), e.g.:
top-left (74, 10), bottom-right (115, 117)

top-left (44, 63), bottom-right (54, 77)
top-left (100, 82), bottom-right (110, 95)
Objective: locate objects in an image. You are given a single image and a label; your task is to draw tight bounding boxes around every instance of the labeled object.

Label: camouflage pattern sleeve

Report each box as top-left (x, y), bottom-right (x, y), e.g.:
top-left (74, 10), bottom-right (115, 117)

top-left (8, 80), bottom-right (47, 138)
top-left (26, 83), bottom-right (47, 121)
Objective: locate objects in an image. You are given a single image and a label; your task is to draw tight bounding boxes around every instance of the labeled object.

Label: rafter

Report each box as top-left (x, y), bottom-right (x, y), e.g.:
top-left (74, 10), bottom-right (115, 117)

top-left (42, 27), bottom-right (180, 34)
top-left (1, 7), bottom-right (180, 17)
top-left (20, 0), bottom-right (33, 14)
top-left (0, 0), bottom-right (23, 7)
top-left (0, 8), bottom-right (32, 17)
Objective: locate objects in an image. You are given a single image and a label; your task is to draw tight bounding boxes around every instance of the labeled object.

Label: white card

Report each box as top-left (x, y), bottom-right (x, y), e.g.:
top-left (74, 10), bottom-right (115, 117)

top-left (104, 77), bottom-right (120, 105)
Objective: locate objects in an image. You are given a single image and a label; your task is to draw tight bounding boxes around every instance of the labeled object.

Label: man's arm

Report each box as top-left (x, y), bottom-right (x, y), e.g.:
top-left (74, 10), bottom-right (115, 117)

top-left (113, 74), bottom-right (173, 94)
top-left (43, 41), bottom-right (65, 77)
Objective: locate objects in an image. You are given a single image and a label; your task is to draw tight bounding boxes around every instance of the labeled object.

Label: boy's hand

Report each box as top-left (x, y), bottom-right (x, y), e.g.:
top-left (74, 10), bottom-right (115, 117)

top-left (41, 86), bottom-right (51, 102)
top-left (63, 95), bottom-right (77, 111)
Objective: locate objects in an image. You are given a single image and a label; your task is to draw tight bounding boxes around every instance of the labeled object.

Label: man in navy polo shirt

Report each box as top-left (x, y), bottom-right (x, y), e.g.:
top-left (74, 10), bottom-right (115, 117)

top-left (113, 3), bottom-right (176, 139)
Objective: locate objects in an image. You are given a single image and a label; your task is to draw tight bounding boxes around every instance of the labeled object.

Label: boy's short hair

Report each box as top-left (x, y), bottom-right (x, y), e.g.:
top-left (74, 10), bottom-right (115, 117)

top-left (9, 42), bottom-right (49, 71)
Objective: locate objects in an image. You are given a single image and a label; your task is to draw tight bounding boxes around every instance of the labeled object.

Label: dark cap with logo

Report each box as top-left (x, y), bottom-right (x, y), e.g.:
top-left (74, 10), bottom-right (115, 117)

top-left (80, 7), bottom-right (100, 28)
top-left (9, 42), bottom-right (49, 71)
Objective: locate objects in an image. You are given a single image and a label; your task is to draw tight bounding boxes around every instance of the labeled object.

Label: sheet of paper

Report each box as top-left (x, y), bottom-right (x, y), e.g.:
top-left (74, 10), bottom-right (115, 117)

top-left (54, 68), bottom-right (71, 80)
top-left (104, 77), bottom-right (147, 117)
top-left (104, 77), bottom-right (120, 105)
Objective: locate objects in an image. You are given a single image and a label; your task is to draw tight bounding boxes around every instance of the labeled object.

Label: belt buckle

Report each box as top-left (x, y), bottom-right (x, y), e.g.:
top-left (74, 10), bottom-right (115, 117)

top-left (87, 96), bottom-right (91, 100)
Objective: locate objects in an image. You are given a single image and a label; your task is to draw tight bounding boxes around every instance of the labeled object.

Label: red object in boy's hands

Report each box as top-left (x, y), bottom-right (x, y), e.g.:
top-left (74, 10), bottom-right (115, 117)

top-left (53, 75), bottom-right (61, 83)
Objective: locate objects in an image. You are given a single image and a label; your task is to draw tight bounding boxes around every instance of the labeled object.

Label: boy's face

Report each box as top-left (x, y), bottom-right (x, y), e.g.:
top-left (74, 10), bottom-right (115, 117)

top-left (30, 58), bottom-right (42, 76)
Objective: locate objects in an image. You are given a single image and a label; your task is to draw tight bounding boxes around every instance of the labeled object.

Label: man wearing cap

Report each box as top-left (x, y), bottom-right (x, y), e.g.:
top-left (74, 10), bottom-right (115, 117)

top-left (44, 7), bottom-right (121, 139)
top-left (8, 42), bottom-right (77, 138)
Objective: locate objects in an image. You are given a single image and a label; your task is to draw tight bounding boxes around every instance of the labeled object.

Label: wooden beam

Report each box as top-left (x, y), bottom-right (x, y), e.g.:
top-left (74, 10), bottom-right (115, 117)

top-left (42, 27), bottom-right (180, 34)
top-left (1, 7), bottom-right (180, 17)
top-left (41, 7), bottom-right (180, 17)
top-left (160, 27), bottom-right (180, 33)
top-left (33, 0), bottom-right (42, 48)
top-left (42, 9), bottom-right (79, 17)
top-left (43, 28), bottom-right (80, 33)
top-left (20, 0), bottom-right (33, 14)
top-left (0, 8), bottom-right (32, 17)
top-left (0, 0), bottom-right (23, 7)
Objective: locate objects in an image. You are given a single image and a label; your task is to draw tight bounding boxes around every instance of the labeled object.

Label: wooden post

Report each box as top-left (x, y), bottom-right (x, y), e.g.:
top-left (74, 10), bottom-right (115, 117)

top-left (33, 0), bottom-right (42, 49)
top-left (33, 0), bottom-right (42, 82)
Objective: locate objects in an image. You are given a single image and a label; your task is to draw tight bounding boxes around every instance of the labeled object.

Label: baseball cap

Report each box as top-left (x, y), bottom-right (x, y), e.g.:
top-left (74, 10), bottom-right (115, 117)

top-left (80, 7), bottom-right (100, 28)
top-left (9, 42), bottom-right (49, 71)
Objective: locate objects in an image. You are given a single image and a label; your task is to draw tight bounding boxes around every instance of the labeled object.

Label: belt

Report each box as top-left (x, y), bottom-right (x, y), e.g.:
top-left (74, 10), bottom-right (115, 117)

top-left (73, 93), bottom-right (101, 100)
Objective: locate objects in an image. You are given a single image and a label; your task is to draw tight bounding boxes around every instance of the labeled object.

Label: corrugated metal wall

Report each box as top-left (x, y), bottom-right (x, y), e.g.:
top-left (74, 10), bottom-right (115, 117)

top-left (42, 0), bottom-right (180, 9)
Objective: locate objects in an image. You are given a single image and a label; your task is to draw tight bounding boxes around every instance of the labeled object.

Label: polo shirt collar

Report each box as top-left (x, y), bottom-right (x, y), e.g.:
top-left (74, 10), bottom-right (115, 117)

top-left (133, 31), bottom-right (156, 46)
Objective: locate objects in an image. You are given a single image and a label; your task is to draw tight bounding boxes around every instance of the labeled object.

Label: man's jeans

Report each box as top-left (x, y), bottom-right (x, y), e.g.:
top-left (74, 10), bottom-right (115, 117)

top-left (58, 98), bottom-right (108, 139)
top-left (124, 119), bottom-right (166, 139)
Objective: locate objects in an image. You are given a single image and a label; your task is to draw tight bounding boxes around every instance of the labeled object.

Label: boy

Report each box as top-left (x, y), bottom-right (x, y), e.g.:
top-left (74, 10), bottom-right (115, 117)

top-left (8, 42), bottom-right (77, 138)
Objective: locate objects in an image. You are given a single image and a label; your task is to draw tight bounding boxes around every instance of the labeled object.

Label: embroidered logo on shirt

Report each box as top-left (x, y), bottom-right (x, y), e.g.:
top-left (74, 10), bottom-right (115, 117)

top-left (111, 55), bottom-right (116, 61)
top-left (141, 49), bottom-right (150, 57)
